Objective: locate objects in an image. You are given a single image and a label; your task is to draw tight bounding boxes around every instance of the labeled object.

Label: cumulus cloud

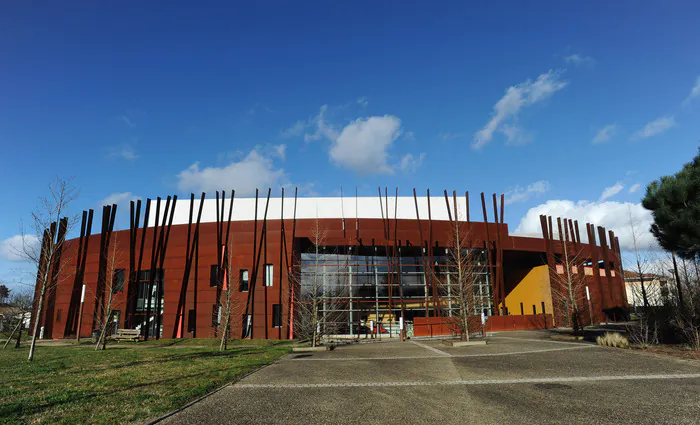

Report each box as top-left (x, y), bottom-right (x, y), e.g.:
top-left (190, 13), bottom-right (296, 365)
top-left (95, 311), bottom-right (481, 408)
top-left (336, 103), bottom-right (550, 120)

top-left (330, 115), bottom-right (402, 174)
top-left (280, 120), bottom-right (306, 138)
top-left (273, 144), bottom-right (286, 160)
top-left (0, 235), bottom-right (39, 262)
top-left (630, 116), bottom-right (676, 140)
top-left (177, 149), bottom-right (287, 195)
top-left (599, 182), bottom-right (625, 202)
top-left (398, 153), bottom-right (426, 173)
top-left (107, 143), bottom-right (139, 160)
top-left (684, 76), bottom-right (700, 105)
top-left (473, 70), bottom-right (567, 150)
top-left (564, 54), bottom-right (595, 67)
top-left (98, 192), bottom-right (140, 207)
top-left (514, 200), bottom-right (656, 252)
top-left (505, 180), bottom-right (551, 205)
top-left (592, 124), bottom-right (616, 144)
top-left (628, 183), bottom-right (642, 194)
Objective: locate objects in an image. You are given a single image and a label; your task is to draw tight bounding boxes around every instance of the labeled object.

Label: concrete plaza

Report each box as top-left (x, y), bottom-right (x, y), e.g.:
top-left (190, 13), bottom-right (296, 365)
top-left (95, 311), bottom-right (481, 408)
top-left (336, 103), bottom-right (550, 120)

top-left (160, 331), bottom-right (700, 424)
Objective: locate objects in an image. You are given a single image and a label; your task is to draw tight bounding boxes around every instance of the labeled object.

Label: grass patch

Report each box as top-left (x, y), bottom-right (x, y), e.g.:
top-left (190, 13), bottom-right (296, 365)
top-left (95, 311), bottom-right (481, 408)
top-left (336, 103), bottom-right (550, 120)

top-left (0, 339), bottom-right (291, 424)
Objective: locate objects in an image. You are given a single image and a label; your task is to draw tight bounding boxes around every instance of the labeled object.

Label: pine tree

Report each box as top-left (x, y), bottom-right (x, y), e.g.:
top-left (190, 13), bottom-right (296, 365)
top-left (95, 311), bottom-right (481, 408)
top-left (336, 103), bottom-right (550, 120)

top-left (642, 149), bottom-right (700, 260)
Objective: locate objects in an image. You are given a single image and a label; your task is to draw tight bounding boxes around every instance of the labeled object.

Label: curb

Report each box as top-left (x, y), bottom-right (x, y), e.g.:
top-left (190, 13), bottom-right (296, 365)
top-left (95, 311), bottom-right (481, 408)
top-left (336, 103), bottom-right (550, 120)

top-left (145, 356), bottom-right (284, 424)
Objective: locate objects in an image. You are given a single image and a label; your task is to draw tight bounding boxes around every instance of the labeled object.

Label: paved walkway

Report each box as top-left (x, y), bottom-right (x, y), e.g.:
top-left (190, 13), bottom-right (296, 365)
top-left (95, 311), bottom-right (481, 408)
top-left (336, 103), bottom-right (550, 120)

top-left (159, 331), bottom-right (700, 424)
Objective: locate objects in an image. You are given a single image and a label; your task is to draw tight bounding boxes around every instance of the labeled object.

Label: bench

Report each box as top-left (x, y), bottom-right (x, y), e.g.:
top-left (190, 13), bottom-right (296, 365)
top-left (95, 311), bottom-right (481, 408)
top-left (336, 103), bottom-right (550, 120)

top-left (114, 329), bottom-right (140, 342)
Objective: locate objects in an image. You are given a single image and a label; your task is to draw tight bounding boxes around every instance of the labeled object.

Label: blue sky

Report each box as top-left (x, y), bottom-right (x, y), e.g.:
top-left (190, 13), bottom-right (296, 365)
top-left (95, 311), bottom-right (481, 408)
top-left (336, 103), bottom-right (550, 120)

top-left (1, 1), bottom-right (699, 289)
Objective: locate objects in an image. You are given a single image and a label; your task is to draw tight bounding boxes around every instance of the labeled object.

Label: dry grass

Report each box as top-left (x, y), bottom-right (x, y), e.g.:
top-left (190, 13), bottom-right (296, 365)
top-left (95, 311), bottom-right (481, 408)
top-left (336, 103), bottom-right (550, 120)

top-left (596, 332), bottom-right (630, 349)
top-left (0, 340), bottom-right (290, 424)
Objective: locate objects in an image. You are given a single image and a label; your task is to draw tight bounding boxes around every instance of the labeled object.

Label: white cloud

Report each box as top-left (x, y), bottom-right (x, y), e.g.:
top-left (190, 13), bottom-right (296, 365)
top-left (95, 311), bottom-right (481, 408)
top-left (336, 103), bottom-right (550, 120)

top-left (599, 182), bottom-right (624, 202)
top-left (0, 235), bottom-right (39, 262)
top-left (439, 132), bottom-right (467, 141)
top-left (564, 54), bottom-right (595, 67)
top-left (628, 183), bottom-right (642, 194)
top-left (592, 124), bottom-right (616, 144)
top-left (280, 120), bottom-right (306, 138)
top-left (398, 153), bottom-right (426, 173)
top-left (273, 144), bottom-right (286, 160)
top-left (514, 200), bottom-right (656, 251)
top-left (119, 115), bottom-right (136, 128)
top-left (330, 115), bottom-right (402, 174)
top-left (357, 97), bottom-right (368, 107)
top-left (505, 180), bottom-right (551, 205)
top-left (500, 124), bottom-right (533, 146)
top-left (304, 105), bottom-right (339, 142)
top-left (177, 149), bottom-right (287, 195)
top-left (108, 144), bottom-right (139, 160)
top-left (630, 116), bottom-right (676, 140)
top-left (683, 76), bottom-right (700, 105)
top-left (473, 70), bottom-right (567, 150)
top-left (98, 192), bottom-right (140, 207)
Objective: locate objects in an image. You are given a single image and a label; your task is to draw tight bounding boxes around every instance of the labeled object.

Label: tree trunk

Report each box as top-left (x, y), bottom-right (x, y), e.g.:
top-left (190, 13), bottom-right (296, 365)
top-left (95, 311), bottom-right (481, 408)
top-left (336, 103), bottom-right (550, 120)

top-left (28, 287), bottom-right (47, 361)
top-left (15, 313), bottom-right (25, 349)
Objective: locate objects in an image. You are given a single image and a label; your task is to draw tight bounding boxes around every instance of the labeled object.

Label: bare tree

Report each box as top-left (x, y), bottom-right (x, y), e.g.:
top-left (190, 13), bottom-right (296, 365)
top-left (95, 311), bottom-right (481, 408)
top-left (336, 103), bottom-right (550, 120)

top-left (2, 290), bottom-right (33, 349)
top-left (293, 219), bottom-right (348, 347)
top-left (549, 232), bottom-right (587, 332)
top-left (219, 240), bottom-right (241, 351)
top-left (19, 177), bottom-right (77, 361)
top-left (627, 205), bottom-right (651, 308)
top-left (434, 214), bottom-right (486, 341)
top-left (95, 235), bottom-right (122, 351)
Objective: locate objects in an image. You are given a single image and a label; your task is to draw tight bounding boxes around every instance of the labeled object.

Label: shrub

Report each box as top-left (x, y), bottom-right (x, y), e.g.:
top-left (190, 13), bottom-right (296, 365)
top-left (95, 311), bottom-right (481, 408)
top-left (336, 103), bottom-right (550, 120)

top-left (596, 332), bottom-right (629, 349)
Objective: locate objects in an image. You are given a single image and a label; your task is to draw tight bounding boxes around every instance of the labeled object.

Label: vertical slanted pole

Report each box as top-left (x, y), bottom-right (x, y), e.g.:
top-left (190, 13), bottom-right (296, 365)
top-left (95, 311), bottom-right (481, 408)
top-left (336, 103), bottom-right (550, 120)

top-left (126, 201), bottom-right (141, 329)
top-left (65, 211), bottom-right (88, 336)
top-left (144, 198), bottom-right (162, 341)
top-left (378, 187), bottom-right (387, 240)
top-left (155, 196), bottom-right (177, 339)
top-left (175, 194), bottom-right (195, 338)
top-left (427, 189), bottom-right (438, 317)
top-left (134, 200), bottom-right (151, 330)
top-left (287, 188), bottom-right (298, 340)
top-left (394, 188), bottom-right (405, 341)
top-left (481, 193), bottom-right (497, 315)
top-left (44, 217), bottom-right (68, 339)
top-left (340, 186), bottom-right (346, 240)
top-left (279, 188), bottom-right (285, 340)
top-left (243, 190), bottom-right (259, 339)
top-left (413, 189), bottom-right (429, 317)
top-left (263, 189), bottom-right (270, 339)
top-left (587, 223), bottom-right (605, 314)
top-left (597, 226), bottom-right (616, 307)
top-left (355, 187), bottom-right (360, 240)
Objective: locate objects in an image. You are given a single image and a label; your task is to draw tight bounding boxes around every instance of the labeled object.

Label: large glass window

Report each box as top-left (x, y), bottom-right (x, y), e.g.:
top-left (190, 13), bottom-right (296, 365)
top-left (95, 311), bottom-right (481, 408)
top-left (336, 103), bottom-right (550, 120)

top-left (132, 269), bottom-right (165, 338)
top-left (264, 264), bottom-right (273, 287)
top-left (295, 245), bottom-right (493, 336)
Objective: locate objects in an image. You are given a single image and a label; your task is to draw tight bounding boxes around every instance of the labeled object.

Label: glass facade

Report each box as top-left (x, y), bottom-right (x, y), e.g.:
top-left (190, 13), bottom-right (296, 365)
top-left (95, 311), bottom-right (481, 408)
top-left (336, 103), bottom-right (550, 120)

top-left (132, 269), bottom-right (164, 338)
top-left (296, 246), bottom-right (493, 336)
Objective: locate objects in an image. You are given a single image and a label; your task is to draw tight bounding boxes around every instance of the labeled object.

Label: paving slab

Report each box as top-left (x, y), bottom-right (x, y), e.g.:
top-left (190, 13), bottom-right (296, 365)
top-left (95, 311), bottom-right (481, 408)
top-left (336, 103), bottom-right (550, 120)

top-left (159, 330), bottom-right (700, 425)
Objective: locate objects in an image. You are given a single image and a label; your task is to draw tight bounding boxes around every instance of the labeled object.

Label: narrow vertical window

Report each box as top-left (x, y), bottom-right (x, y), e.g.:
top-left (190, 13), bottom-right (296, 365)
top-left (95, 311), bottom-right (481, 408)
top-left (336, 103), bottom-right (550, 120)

top-left (240, 269), bottom-right (249, 292)
top-left (112, 269), bottom-right (126, 293)
top-left (264, 264), bottom-right (273, 287)
top-left (188, 309), bottom-right (196, 333)
top-left (532, 305), bottom-right (537, 315)
top-left (519, 302), bottom-right (524, 315)
top-left (210, 265), bottom-right (220, 287)
top-left (541, 302), bottom-right (546, 315)
top-left (272, 304), bottom-right (282, 328)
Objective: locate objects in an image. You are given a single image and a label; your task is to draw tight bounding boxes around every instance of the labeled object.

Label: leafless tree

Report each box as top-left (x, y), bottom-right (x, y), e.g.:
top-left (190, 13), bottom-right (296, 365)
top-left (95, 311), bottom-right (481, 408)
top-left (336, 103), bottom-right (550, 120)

top-left (2, 290), bottom-right (33, 349)
top-left (293, 219), bottom-right (348, 347)
top-left (434, 214), bottom-right (485, 341)
top-left (95, 235), bottom-right (122, 351)
top-left (549, 232), bottom-right (587, 332)
top-left (219, 240), bottom-right (241, 351)
top-left (18, 177), bottom-right (78, 361)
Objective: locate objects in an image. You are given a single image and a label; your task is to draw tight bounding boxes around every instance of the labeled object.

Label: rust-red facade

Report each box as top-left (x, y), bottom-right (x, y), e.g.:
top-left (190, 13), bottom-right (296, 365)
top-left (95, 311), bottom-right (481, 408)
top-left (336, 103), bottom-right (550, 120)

top-left (31, 193), bottom-right (629, 340)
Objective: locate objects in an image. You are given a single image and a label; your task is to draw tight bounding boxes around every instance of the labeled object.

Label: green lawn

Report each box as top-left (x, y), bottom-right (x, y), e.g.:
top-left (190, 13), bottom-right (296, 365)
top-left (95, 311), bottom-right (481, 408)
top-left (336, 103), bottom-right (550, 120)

top-left (0, 339), bottom-right (291, 424)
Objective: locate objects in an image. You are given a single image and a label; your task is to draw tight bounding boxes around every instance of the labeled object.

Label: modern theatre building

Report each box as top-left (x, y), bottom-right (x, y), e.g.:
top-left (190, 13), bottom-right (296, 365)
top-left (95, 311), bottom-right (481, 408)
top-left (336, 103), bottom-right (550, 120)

top-left (30, 190), bottom-right (629, 341)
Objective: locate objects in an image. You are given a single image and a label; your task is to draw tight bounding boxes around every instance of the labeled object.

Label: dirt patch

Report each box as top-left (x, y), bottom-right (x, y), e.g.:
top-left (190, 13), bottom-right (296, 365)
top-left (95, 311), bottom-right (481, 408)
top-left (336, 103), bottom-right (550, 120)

top-left (632, 344), bottom-right (700, 361)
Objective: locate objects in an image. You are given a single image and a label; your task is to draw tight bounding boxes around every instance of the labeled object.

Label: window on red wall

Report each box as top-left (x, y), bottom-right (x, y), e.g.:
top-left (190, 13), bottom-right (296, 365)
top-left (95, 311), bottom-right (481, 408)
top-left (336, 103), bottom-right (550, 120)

top-left (264, 264), bottom-right (273, 287)
top-left (210, 265), bottom-right (220, 287)
top-left (112, 269), bottom-right (126, 293)
top-left (187, 310), bottom-right (196, 333)
top-left (272, 304), bottom-right (282, 328)
top-left (240, 269), bottom-right (249, 292)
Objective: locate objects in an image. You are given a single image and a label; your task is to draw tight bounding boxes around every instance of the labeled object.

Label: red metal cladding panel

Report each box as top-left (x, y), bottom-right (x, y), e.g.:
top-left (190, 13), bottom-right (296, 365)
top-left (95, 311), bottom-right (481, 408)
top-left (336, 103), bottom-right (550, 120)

top-left (40, 214), bottom-right (620, 339)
